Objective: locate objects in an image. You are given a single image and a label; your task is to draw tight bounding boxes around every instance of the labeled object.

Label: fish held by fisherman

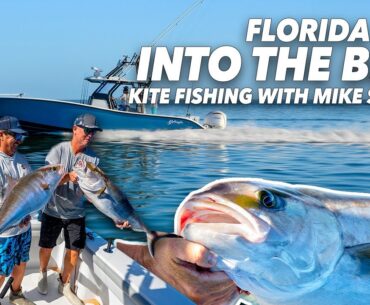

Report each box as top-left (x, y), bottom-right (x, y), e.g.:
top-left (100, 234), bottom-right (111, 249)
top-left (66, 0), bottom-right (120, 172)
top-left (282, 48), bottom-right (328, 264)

top-left (73, 160), bottom-right (160, 256)
top-left (0, 164), bottom-right (65, 234)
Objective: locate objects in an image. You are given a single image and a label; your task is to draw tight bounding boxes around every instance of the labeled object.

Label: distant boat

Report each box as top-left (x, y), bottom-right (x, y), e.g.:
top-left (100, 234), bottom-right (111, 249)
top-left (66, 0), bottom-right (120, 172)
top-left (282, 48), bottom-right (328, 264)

top-left (0, 54), bottom-right (226, 132)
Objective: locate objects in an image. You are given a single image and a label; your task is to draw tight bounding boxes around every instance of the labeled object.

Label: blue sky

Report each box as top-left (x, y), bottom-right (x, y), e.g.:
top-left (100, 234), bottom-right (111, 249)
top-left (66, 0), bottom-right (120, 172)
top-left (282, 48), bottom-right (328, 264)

top-left (0, 0), bottom-right (369, 99)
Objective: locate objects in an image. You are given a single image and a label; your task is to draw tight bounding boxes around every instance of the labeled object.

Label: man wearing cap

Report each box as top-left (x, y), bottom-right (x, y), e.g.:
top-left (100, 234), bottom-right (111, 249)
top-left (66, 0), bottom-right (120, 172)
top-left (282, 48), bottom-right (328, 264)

top-left (37, 114), bottom-right (102, 305)
top-left (0, 116), bottom-right (36, 305)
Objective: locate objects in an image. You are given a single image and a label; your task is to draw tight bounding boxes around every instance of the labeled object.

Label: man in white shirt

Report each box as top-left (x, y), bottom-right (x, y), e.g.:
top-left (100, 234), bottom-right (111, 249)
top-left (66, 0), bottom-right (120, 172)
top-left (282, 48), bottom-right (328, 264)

top-left (38, 114), bottom-right (101, 305)
top-left (0, 116), bottom-right (35, 305)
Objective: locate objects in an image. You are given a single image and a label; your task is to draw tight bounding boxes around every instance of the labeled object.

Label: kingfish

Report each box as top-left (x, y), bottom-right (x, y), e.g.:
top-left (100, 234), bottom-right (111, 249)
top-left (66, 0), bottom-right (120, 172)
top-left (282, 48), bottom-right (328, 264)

top-left (73, 160), bottom-right (150, 233)
top-left (0, 164), bottom-right (65, 234)
top-left (174, 178), bottom-right (370, 305)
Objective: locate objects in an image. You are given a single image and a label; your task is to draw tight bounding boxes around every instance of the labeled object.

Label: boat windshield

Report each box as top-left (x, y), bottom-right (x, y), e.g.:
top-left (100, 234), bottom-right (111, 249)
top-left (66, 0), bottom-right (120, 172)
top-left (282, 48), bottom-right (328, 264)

top-left (85, 54), bottom-right (150, 112)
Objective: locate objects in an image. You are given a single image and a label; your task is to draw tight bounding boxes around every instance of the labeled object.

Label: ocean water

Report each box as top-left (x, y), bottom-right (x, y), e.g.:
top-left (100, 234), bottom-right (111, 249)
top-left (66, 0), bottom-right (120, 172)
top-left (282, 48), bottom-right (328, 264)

top-left (19, 103), bottom-right (370, 240)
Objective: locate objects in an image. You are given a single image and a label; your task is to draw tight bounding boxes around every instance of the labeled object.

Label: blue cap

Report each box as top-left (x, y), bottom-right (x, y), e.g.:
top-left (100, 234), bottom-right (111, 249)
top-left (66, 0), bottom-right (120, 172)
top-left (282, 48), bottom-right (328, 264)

top-left (0, 116), bottom-right (27, 134)
top-left (74, 114), bottom-right (102, 131)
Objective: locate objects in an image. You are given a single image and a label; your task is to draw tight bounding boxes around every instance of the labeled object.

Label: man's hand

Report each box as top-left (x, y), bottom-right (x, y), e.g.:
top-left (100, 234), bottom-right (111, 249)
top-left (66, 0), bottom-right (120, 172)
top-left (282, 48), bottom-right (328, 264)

top-left (115, 221), bottom-right (131, 229)
top-left (19, 215), bottom-right (31, 228)
top-left (60, 171), bottom-right (78, 185)
top-left (68, 171), bottom-right (79, 184)
top-left (117, 236), bottom-right (239, 305)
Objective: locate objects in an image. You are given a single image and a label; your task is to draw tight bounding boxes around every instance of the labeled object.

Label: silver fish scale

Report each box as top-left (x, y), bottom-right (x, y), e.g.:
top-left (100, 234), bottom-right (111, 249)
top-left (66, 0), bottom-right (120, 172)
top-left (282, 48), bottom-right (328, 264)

top-left (0, 166), bottom-right (64, 233)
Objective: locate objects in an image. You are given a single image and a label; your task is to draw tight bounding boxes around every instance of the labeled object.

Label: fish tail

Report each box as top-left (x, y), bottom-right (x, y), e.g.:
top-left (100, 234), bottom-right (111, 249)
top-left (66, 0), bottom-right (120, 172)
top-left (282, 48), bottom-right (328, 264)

top-left (147, 231), bottom-right (158, 257)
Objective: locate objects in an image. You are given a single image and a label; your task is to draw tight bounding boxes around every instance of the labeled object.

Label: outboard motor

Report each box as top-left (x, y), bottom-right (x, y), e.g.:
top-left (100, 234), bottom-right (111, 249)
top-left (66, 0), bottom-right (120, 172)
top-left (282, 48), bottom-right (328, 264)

top-left (203, 111), bottom-right (227, 129)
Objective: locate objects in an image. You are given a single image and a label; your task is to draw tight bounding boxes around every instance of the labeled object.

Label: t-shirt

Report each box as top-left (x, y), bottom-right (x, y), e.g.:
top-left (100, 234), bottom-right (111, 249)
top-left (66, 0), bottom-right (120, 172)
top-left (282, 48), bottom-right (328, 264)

top-left (0, 151), bottom-right (32, 237)
top-left (43, 141), bottom-right (99, 219)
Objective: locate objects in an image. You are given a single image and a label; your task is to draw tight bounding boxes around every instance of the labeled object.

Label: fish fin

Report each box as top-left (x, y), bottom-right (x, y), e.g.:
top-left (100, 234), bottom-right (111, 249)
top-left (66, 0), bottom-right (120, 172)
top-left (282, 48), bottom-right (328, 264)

top-left (39, 164), bottom-right (63, 172)
top-left (85, 161), bottom-right (96, 171)
top-left (86, 162), bottom-right (109, 182)
top-left (40, 182), bottom-right (50, 190)
top-left (3, 175), bottom-right (18, 199)
top-left (348, 244), bottom-right (370, 259)
top-left (0, 223), bottom-right (19, 234)
top-left (347, 244), bottom-right (370, 274)
top-left (86, 162), bottom-right (105, 176)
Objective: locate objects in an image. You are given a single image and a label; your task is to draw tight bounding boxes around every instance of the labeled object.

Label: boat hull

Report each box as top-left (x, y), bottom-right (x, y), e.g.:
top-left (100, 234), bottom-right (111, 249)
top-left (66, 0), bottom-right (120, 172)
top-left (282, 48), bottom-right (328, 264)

top-left (0, 97), bottom-right (204, 131)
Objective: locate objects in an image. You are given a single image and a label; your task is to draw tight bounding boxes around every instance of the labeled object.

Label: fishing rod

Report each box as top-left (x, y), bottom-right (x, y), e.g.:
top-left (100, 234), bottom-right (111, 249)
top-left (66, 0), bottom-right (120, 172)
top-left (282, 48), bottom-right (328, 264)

top-left (150, 0), bottom-right (205, 48)
top-left (120, 0), bottom-right (206, 77)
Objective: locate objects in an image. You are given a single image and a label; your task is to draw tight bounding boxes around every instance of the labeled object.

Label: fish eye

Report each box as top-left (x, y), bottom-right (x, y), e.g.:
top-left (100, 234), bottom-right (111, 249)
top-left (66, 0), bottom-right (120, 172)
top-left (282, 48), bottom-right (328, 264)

top-left (258, 190), bottom-right (286, 211)
top-left (259, 190), bottom-right (276, 208)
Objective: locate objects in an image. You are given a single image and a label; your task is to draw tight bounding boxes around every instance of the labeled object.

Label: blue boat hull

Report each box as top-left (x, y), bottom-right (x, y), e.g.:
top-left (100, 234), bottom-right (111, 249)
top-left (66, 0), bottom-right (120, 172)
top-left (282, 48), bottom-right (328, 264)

top-left (0, 97), bottom-right (204, 131)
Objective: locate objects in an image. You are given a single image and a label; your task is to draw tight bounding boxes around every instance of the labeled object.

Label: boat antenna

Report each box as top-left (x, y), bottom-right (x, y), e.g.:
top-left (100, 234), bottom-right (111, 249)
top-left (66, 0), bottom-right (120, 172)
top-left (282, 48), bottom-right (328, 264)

top-left (186, 83), bottom-right (195, 117)
top-left (150, 0), bottom-right (205, 47)
top-left (186, 104), bottom-right (192, 117)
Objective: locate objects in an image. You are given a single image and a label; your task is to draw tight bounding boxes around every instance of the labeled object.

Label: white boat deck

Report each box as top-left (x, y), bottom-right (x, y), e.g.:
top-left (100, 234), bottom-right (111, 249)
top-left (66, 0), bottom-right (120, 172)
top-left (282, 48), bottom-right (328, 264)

top-left (0, 221), bottom-right (196, 305)
top-left (1, 270), bottom-right (86, 305)
top-left (1, 221), bottom-right (253, 305)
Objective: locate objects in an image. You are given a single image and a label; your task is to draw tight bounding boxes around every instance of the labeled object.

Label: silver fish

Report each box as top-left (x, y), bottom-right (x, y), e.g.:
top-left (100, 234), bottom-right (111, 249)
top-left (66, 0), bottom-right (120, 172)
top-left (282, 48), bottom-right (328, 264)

top-left (174, 178), bottom-right (370, 305)
top-left (73, 160), bottom-right (149, 233)
top-left (0, 164), bottom-right (65, 234)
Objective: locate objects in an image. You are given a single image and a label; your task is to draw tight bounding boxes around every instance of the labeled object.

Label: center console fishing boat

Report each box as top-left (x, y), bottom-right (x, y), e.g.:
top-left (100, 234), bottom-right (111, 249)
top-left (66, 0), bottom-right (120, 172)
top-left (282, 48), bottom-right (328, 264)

top-left (0, 54), bottom-right (227, 132)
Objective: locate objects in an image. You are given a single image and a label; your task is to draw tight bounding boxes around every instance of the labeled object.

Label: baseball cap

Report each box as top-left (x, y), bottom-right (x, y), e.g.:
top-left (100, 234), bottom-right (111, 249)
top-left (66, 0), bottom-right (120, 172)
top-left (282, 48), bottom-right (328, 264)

top-left (74, 114), bottom-right (102, 131)
top-left (0, 116), bottom-right (27, 134)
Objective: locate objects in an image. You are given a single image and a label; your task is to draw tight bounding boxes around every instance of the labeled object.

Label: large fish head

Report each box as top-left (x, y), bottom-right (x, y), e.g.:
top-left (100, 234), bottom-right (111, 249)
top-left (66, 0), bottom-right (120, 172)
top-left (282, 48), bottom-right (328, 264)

top-left (174, 178), bottom-right (344, 301)
top-left (37, 164), bottom-right (65, 186)
top-left (73, 160), bottom-right (106, 192)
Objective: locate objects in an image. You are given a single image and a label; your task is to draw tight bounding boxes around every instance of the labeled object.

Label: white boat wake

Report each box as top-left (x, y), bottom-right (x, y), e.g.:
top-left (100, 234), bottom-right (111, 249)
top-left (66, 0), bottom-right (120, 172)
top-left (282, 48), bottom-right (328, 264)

top-left (94, 125), bottom-right (370, 145)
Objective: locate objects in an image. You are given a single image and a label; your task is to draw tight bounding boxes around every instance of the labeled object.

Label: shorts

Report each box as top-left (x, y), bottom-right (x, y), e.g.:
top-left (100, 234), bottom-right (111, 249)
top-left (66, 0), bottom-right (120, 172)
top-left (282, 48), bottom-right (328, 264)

top-left (39, 213), bottom-right (86, 251)
top-left (0, 228), bottom-right (32, 276)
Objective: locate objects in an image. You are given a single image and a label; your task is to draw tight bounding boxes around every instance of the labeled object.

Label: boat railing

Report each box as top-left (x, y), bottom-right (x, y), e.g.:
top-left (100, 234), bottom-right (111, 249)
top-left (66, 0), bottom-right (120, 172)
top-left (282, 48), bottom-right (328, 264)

top-left (27, 220), bottom-right (195, 305)
top-left (0, 93), bottom-right (24, 97)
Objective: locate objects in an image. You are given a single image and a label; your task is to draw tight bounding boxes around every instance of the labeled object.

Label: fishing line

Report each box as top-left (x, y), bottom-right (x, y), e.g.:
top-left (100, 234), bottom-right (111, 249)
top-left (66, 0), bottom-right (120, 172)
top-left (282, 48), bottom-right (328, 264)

top-left (119, 0), bottom-right (206, 78)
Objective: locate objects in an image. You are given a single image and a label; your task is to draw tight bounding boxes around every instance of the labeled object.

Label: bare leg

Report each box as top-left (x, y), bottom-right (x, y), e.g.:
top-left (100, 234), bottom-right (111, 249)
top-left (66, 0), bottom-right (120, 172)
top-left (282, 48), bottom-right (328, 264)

top-left (11, 262), bottom-right (27, 292)
top-left (39, 247), bottom-right (53, 272)
top-left (61, 249), bottom-right (79, 284)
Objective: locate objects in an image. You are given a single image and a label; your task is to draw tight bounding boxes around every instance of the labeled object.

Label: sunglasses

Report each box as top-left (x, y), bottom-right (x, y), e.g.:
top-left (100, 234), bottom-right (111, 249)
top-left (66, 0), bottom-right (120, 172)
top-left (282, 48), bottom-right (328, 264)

top-left (3, 131), bottom-right (24, 142)
top-left (78, 126), bottom-right (97, 135)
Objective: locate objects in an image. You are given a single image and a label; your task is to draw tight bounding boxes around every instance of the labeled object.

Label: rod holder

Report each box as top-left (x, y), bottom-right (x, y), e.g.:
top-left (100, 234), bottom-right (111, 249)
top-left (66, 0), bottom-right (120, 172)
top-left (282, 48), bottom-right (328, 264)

top-left (104, 238), bottom-right (114, 253)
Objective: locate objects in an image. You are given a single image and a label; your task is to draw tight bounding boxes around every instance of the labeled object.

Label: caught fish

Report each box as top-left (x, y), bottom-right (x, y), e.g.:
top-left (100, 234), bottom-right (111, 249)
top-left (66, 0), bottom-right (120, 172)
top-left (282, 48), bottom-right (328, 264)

top-left (73, 160), bottom-right (150, 233)
top-left (174, 178), bottom-right (370, 305)
top-left (0, 164), bottom-right (65, 234)
top-left (73, 160), bottom-right (160, 256)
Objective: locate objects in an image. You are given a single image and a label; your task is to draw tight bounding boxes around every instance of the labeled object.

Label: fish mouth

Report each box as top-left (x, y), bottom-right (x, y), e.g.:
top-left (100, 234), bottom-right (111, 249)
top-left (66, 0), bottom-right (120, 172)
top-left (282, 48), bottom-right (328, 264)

top-left (176, 193), bottom-right (271, 244)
